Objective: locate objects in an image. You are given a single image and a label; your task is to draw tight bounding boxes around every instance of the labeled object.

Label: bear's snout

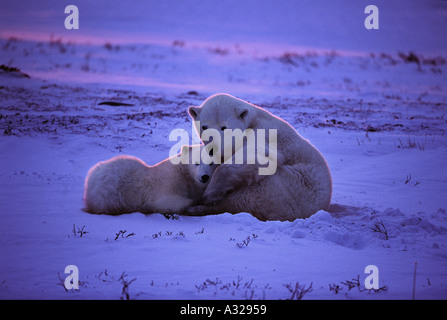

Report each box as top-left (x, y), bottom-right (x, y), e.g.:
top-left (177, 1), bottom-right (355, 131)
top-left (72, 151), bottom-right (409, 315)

top-left (200, 175), bottom-right (210, 183)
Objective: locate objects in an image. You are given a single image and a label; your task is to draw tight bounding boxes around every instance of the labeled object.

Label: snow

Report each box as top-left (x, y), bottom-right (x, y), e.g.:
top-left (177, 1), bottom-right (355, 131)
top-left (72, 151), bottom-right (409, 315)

top-left (1, 0), bottom-right (447, 300)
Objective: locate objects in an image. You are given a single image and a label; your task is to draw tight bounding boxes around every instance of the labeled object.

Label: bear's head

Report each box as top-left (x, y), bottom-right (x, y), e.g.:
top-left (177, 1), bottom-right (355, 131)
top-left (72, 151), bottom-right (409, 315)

top-left (179, 145), bottom-right (218, 186)
top-left (188, 94), bottom-right (256, 162)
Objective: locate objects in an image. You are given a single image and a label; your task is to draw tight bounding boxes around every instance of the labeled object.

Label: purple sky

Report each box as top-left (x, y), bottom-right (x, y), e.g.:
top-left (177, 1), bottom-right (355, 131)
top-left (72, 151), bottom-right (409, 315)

top-left (1, 0), bottom-right (446, 55)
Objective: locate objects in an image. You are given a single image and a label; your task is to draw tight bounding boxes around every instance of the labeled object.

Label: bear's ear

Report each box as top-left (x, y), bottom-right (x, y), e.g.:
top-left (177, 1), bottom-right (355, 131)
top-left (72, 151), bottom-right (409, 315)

top-left (188, 106), bottom-right (201, 120)
top-left (238, 107), bottom-right (249, 120)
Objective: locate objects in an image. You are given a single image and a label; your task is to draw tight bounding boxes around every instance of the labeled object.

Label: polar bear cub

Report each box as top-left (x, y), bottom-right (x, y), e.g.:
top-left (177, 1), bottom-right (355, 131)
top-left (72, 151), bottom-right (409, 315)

top-left (83, 145), bottom-right (217, 215)
top-left (187, 93), bottom-right (332, 221)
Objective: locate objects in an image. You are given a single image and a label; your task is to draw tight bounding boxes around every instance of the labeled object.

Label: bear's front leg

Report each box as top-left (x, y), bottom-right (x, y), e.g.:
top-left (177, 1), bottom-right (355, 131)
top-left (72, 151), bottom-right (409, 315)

top-left (201, 163), bottom-right (259, 204)
top-left (184, 204), bottom-right (220, 216)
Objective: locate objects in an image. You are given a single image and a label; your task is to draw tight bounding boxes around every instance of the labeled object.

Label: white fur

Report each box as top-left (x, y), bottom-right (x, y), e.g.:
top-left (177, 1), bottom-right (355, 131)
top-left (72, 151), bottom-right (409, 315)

top-left (187, 93), bottom-right (332, 221)
top-left (83, 145), bottom-right (217, 215)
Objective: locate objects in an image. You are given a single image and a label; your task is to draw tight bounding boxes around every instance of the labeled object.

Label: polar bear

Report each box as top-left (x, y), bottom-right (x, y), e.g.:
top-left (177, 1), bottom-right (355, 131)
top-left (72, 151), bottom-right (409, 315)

top-left (186, 93), bottom-right (332, 221)
top-left (83, 145), bottom-right (217, 215)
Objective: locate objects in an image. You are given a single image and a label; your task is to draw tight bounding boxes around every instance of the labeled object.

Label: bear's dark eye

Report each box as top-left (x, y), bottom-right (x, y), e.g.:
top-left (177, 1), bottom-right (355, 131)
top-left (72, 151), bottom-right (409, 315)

top-left (208, 162), bottom-right (214, 166)
top-left (194, 163), bottom-right (199, 166)
top-left (220, 126), bottom-right (227, 131)
top-left (201, 125), bottom-right (208, 131)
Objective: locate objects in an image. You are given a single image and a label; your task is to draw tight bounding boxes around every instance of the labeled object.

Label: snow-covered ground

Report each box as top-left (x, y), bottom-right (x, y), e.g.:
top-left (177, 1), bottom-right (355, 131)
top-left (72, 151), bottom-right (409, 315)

top-left (1, 0), bottom-right (447, 300)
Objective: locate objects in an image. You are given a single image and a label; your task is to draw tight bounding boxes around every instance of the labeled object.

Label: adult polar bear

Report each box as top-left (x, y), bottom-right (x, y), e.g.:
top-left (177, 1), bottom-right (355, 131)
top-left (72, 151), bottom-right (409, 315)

top-left (186, 93), bottom-right (332, 221)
